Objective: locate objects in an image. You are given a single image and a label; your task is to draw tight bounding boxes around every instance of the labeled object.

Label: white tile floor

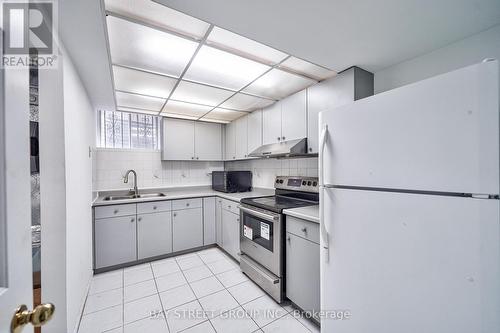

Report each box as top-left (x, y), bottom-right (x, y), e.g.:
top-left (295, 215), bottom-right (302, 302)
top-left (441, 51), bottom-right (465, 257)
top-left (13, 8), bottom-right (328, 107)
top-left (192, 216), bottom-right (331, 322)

top-left (78, 247), bottom-right (320, 333)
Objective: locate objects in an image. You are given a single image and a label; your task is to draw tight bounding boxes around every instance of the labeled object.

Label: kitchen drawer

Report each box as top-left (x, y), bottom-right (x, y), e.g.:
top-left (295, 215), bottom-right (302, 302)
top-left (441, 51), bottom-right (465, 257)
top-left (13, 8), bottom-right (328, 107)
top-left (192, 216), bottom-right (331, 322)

top-left (137, 200), bottom-right (172, 214)
top-left (95, 204), bottom-right (136, 219)
top-left (221, 198), bottom-right (239, 215)
top-left (286, 216), bottom-right (319, 244)
top-left (172, 198), bottom-right (202, 210)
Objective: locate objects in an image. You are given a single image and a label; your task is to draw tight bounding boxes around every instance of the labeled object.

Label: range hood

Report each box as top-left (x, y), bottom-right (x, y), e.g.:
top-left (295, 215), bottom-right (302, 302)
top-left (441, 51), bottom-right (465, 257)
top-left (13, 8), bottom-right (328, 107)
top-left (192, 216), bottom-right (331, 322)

top-left (248, 138), bottom-right (308, 158)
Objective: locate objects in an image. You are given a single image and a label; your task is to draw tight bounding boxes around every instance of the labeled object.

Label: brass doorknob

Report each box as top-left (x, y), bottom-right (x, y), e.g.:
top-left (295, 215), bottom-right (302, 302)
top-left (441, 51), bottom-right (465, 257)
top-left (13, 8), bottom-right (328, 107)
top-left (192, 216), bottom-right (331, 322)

top-left (11, 303), bottom-right (55, 333)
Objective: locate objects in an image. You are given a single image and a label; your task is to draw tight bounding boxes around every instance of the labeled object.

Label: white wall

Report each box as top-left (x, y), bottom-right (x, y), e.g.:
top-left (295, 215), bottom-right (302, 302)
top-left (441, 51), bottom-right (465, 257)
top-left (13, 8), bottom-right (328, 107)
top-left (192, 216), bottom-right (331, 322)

top-left (63, 50), bottom-right (95, 333)
top-left (225, 157), bottom-right (319, 189)
top-left (94, 150), bottom-right (224, 191)
top-left (39, 44), bottom-right (95, 333)
top-left (374, 24), bottom-right (500, 93)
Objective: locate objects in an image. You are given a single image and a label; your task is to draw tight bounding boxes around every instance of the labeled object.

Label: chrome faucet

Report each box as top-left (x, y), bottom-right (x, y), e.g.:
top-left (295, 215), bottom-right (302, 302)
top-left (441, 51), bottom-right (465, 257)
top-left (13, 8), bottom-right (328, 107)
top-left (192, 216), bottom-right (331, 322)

top-left (124, 170), bottom-right (139, 197)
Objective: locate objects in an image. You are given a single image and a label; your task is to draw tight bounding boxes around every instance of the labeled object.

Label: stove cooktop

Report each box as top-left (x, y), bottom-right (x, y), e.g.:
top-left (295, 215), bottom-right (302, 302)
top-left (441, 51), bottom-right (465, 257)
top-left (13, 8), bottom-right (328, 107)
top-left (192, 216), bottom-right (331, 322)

top-left (241, 195), bottom-right (317, 213)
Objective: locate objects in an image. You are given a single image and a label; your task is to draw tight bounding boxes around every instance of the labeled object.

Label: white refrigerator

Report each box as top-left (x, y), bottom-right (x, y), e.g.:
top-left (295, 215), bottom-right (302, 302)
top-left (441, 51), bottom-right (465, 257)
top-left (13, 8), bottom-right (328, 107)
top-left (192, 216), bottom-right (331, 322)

top-left (318, 60), bottom-right (499, 333)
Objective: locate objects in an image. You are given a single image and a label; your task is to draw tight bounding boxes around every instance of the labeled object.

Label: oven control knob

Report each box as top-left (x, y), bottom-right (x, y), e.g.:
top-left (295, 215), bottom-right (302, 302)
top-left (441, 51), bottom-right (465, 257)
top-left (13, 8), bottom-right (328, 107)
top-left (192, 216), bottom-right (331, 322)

top-left (276, 179), bottom-right (280, 183)
top-left (307, 181), bottom-right (312, 186)
top-left (302, 181), bottom-right (306, 185)
top-left (279, 179), bottom-right (284, 184)
top-left (313, 181), bottom-right (317, 186)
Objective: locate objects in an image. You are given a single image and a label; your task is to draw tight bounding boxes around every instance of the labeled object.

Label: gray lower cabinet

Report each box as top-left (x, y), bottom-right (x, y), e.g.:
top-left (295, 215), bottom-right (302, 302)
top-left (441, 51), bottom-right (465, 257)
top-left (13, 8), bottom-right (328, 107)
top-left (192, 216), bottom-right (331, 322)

top-left (137, 212), bottom-right (172, 260)
top-left (216, 198), bottom-right (223, 247)
top-left (286, 229), bottom-right (320, 318)
top-left (221, 208), bottom-right (240, 261)
top-left (95, 215), bottom-right (137, 269)
top-left (203, 197), bottom-right (216, 245)
top-left (172, 207), bottom-right (203, 252)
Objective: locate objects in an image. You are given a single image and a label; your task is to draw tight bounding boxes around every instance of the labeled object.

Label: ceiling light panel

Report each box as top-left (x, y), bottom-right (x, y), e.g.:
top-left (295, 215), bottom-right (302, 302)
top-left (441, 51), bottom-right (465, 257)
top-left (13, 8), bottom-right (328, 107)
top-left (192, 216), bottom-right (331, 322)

top-left (279, 57), bottom-right (336, 80)
top-left (113, 65), bottom-right (177, 98)
top-left (162, 113), bottom-right (199, 120)
top-left (183, 45), bottom-right (270, 91)
top-left (105, 0), bottom-right (210, 40)
top-left (161, 100), bottom-right (212, 118)
top-left (207, 27), bottom-right (288, 65)
top-left (115, 91), bottom-right (165, 111)
top-left (199, 118), bottom-right (230, 124)
top-left (220, 93), bottom-right (275, 111)
top-left (201, 108), bottom-right (247, 122)
top-left (243, 68), bottom-right (316, 99)
top-left (107, 16), bottom-right (198, 78)
top-left (171, 80), bottom-right (234, 107)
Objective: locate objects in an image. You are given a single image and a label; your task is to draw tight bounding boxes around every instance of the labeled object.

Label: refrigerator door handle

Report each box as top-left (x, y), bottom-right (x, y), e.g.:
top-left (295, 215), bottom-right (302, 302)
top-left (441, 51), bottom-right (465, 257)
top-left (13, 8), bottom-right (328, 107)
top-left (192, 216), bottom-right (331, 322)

top-left (319, 124), bottom-right (330, 262)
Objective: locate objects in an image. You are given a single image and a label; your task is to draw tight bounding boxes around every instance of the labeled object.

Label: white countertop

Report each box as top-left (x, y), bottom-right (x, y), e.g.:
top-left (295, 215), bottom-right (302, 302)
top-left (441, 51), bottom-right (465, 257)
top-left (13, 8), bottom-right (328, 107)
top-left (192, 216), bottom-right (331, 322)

top-left (283, 205), bottom-right (319, 223)
top-left (92, 186), bottom-right (275, 207)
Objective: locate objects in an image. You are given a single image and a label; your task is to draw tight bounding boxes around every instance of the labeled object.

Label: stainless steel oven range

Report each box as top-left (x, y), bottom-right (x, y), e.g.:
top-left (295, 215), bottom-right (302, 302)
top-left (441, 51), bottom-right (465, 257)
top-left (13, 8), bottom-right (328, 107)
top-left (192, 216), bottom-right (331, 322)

top-left (239, 176), bottom-right (319, 303)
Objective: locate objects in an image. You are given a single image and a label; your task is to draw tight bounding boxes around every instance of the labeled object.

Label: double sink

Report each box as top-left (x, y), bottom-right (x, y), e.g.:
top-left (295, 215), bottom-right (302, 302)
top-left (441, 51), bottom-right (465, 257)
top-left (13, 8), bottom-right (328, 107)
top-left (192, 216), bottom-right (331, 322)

top-left (103, 192), bottom-right (166, 201)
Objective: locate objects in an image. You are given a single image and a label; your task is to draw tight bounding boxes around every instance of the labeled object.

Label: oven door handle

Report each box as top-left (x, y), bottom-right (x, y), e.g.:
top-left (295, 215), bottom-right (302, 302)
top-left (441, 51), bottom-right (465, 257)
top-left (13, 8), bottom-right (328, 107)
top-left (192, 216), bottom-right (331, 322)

top-left (239, 206), bottom-right (279, 223)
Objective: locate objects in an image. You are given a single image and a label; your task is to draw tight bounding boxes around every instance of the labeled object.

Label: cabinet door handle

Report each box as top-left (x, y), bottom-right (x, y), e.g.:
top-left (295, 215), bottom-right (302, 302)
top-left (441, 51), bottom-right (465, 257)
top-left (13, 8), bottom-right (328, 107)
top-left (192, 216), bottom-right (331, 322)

top-left (196, 157), bottom-right (199, 160)
top-left (153, 206), bottom-right (157, 210)
top-left (186, 202), bottom-right (190, 207)
top-left (114, 209), bottom-right (119, 214)
top-left (277, 137), bottom-right (281, 141)
top-left (173, 213), bottom-right (177, 217)
top-left (138, 217), bottom-right (142, 222)
top-left (287, 236), bottom-right (291, 242)
top-left (130, 218), bottom-right (135, 223)
top-left (301, 227), bottom-right (307, 233)
top-left (191, 157), bottom-right (194, 159)
top-left (282, 136), bottom-right (286, 140)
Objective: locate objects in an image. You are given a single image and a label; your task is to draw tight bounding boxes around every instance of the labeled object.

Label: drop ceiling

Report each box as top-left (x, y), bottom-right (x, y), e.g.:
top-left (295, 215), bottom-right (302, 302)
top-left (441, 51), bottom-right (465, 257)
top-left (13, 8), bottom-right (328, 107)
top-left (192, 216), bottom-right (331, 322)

top-left (104, 0), bottom-right (336, 123)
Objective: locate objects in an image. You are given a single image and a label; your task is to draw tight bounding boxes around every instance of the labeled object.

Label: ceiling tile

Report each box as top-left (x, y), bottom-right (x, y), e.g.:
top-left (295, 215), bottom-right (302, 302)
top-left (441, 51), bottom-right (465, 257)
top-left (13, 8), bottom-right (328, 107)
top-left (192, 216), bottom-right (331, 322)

top-left (115, 91), bottom-right (165, 111)
top-left (201, 108), bottom-right (247, 122)
top-left (220, 93), bottom-right (275, 111)
top-left (242, 68), bottom-right (316, 99)
top-left (171, 80), bottom-right (234, 107)
top-left (279, 57), bottom-right (336, 80)
top-left (105, 0), bottom-right (210, 40)
top-left (207, 27), bottom-right (288, 65)
top-left (161, 100), bottom-right (212, 118)
top-left (183, 45), bottom-right (270, 91)
top-left (107, 16), bottom-right (198, 78)
top-left (161, 113), bottom-right (199, 121)
top-left (113, 65), bottom-right (177, 98)
top-left (116, 106), bottom-right (159, 115)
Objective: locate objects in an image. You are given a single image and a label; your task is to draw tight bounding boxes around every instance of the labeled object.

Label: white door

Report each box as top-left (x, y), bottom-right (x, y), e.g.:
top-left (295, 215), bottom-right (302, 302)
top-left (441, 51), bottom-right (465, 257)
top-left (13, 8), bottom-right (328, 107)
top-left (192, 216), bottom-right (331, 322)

top-left (235, 115), bottom-right (248, 159)
top-left (225, 121), bottom-right (236, 160)
top-left (162, 118), bottom-right (195, 160)
top-left (0, 67), bottom-right (37, 331)
top-left (194, 121), bottom-right (222, 161)
top-left (281, 90), bottom-right (307, 141)
top-left (319, 61), bottom-right (499, 194)
top-left (247, 110), bottom-right (262, 154)
top-left (262, 101), bottom-right (282, 145)
top-left (137, 212), bottom-right (172, 259)
top-left (321, 188), bottom-right (500, 333)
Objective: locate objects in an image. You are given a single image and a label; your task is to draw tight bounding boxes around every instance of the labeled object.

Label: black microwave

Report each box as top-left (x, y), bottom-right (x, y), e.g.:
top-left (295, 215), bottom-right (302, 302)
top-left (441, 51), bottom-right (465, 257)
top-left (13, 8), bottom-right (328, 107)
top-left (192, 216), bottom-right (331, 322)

top-left (212, 171), bottom-right (252, 193)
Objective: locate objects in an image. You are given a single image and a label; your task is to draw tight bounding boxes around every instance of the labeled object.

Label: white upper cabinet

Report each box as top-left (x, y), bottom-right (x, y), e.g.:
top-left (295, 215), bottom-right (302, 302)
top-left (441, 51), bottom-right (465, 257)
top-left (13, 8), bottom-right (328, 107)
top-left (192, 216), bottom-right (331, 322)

top-left (262, 101), bottom-right (282, 145)
top-left (281, 90), bottom-right (307, 141)
top-left (195, 122), bottom-right (222, 160)
top-left (235, 116), bottom-right (248, 159)
top-left (225, 121), bottom-right (236, 160)
top-left (247, 110), bottom-right (263, 154)
top-left (162, 118), bottom-right (222, 160)
top-left (162, 118), bottom-right (195, 160)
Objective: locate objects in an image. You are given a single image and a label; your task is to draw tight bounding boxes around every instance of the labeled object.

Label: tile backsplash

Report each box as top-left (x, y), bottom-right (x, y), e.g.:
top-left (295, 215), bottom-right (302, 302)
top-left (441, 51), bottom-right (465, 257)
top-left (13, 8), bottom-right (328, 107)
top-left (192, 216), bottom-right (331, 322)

top-left (225, 157), bottom-right (318, 188)
top-left (93, 149), bottom-right (318, 191)
top-left (93, 149), bottom-right (224, 191)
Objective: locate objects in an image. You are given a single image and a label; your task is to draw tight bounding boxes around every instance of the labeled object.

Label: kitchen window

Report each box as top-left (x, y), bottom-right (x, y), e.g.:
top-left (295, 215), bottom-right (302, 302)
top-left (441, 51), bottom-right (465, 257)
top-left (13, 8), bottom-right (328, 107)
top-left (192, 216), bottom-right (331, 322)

top-left (97, 110), bottom-right (161, 150)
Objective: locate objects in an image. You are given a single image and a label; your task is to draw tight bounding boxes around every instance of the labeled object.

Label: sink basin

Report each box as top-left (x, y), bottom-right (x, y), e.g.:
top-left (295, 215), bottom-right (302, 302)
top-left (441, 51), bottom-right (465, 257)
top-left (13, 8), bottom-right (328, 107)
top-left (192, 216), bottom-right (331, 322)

top-left (103, 193), bottom-right (166, 201)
